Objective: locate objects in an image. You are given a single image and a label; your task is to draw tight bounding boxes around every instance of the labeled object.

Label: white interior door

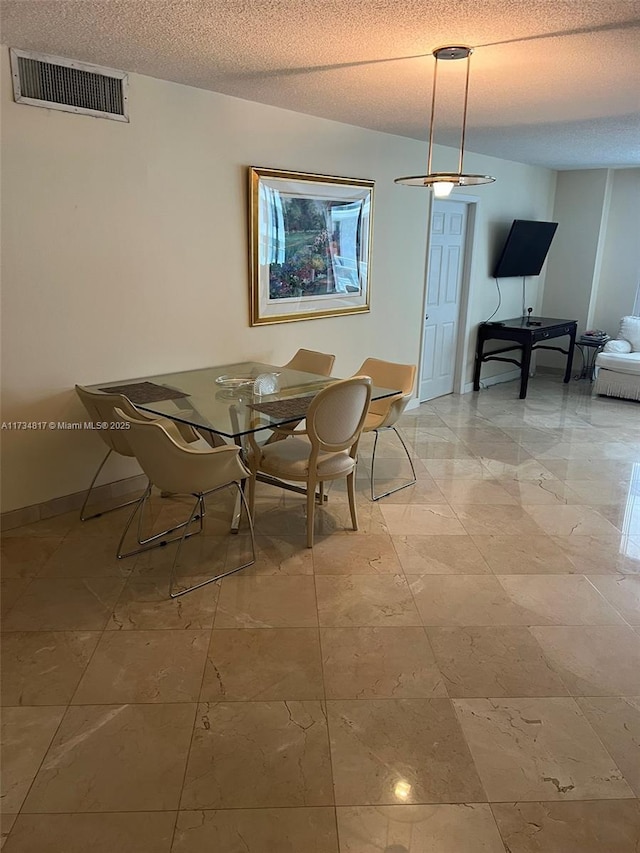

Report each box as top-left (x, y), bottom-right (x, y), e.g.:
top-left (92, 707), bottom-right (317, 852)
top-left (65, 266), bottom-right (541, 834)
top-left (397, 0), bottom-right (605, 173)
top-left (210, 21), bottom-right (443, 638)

top-left (420, 199), bottom-right (468, 401)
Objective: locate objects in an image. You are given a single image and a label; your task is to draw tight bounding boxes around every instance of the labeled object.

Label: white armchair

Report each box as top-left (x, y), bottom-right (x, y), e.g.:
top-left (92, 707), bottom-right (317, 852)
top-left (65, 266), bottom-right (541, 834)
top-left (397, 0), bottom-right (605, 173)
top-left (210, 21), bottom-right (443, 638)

top-left (594, 316), bottom-right (640, 401)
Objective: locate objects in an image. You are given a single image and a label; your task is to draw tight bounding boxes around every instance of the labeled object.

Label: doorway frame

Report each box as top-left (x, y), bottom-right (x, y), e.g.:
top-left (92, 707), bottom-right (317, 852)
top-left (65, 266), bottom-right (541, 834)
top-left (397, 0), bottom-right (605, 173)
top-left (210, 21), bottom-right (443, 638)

top-left (418, 193), bottom-right (480, 401)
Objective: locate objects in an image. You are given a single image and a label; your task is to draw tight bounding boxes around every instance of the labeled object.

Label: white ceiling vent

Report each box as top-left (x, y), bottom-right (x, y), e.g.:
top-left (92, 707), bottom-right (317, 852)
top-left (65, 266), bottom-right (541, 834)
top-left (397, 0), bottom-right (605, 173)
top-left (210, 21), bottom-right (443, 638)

top-left (9, 48), bottom-right (129, 122)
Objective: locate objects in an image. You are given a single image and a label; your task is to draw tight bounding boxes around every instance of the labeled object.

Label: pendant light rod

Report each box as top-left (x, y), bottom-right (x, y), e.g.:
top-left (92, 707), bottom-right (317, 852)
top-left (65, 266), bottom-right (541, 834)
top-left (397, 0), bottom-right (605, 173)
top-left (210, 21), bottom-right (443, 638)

top-left (458, 49), bottom-right (472, 174)
top-left (426, 49), bottom-right (439, 177)
top-left (395, 44), bottom-right (495, 192)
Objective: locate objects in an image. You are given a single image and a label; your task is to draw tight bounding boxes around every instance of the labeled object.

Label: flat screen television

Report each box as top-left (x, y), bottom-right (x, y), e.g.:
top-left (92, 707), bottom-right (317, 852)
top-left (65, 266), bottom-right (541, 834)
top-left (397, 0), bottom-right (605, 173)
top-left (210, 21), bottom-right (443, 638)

top-left (493, 219), bottom-right (558, 278)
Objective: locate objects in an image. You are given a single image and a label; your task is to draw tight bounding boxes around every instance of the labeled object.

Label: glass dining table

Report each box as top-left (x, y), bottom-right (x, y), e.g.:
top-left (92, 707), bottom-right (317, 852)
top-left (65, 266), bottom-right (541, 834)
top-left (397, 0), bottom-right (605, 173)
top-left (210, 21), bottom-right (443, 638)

top-left (88, 361), bottom-right (400, 524)
top-left (88, 360), bottom-right (399, 441)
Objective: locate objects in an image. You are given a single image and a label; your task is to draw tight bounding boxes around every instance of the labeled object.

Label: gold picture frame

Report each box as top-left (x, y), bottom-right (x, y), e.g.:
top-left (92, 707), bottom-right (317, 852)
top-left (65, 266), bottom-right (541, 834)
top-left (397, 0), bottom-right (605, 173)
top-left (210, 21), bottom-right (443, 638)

top-left (249, 166), bottom-right (374, 326)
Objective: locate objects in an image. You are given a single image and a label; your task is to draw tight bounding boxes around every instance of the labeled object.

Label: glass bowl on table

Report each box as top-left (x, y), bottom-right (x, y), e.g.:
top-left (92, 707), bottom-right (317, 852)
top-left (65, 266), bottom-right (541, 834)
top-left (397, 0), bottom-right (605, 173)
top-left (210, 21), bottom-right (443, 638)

top-left (214, 374), bottom-right (256, 401)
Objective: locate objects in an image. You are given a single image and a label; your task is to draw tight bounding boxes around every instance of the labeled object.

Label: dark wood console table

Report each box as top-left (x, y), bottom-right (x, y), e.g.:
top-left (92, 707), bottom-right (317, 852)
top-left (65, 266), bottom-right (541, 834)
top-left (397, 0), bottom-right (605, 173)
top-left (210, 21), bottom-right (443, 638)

top-left (473, 316), bottom-right (577, 399)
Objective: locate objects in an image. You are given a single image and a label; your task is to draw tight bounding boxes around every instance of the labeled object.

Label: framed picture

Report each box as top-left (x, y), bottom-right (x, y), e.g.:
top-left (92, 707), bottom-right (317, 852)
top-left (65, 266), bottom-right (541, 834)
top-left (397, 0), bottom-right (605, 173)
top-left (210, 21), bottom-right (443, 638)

top-left (249, 167), bottom-right (374, 325)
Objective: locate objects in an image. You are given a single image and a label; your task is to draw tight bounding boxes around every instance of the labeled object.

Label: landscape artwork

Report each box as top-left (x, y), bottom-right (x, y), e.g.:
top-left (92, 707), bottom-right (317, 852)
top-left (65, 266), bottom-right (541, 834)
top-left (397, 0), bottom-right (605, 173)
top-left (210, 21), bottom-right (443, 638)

top-left (249, 167), bottom-right (374, 325)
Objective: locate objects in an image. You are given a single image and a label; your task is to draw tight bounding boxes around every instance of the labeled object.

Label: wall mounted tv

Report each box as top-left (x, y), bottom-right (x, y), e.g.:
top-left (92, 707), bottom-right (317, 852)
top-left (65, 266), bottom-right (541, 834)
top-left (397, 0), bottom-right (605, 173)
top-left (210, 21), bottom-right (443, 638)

top-left (493, 219), bottom-right (558, 278)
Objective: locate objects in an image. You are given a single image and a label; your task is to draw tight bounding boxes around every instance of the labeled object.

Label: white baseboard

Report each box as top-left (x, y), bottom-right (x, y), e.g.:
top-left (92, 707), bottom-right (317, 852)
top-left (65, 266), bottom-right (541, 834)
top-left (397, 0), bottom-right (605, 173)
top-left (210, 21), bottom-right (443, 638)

top-left (411, 369), bottom-right (523, 403)
top-left (463, 369), bottom-right (521, 394)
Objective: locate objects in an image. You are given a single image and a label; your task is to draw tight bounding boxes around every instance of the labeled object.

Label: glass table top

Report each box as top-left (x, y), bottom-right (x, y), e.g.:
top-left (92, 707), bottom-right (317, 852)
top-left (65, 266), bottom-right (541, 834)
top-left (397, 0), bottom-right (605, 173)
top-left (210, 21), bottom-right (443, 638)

top-left (87, 361), bottom-right (399, 440)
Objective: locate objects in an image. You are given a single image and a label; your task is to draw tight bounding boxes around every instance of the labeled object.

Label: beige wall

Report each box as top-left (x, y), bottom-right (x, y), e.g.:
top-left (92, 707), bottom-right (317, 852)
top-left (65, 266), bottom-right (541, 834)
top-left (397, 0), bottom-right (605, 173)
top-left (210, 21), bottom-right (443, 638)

top-left (594, 168), bottom-right (640, 335)
top-left (0, 46), bottom-right (556, 512)
top-left (447, 154), bottom-right (557, 385)
top-left (542, 169), bottom-right (611, 331)
top-left (540, 167), bottom-right (640, 368)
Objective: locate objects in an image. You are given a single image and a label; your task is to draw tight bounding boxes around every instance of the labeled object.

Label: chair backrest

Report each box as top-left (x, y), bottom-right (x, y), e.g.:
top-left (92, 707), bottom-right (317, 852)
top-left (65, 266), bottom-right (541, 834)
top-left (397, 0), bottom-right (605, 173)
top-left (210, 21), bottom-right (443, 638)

top-left (305, 376), bottom-right (372, 454)
top-left (356, 358), bottom-right (416, 423)
top-left (75, 385), bottom-right (145, 456)
top-left (114, 409), bottom-right (249, 495)
top-left (283, 348), bottom-right (336, 376)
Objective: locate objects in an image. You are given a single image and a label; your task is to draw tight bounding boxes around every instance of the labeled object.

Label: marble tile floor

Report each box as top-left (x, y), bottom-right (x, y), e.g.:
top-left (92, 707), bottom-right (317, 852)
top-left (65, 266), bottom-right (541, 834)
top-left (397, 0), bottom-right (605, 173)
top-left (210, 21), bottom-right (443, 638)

top-left (1, 374), bottom-right (639, 852)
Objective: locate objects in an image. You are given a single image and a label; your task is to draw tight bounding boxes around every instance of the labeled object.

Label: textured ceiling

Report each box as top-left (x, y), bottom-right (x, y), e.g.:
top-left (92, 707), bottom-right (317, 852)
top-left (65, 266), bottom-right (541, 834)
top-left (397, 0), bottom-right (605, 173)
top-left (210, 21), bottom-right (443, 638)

top-left (2, 0), bottom-right (640, 170)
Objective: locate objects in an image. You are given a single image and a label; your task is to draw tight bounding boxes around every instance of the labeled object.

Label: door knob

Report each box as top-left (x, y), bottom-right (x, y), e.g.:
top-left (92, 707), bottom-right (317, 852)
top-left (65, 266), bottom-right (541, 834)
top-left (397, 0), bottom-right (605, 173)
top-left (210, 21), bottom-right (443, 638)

top-left (425, 314), bottom-right (430, 320)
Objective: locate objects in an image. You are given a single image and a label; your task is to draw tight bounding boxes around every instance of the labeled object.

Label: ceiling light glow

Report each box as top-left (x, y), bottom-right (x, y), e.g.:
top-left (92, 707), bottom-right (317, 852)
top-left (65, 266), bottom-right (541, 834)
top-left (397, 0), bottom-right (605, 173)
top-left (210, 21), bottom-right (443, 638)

top-left (394, 779), bottom-right (412, 801)
top-left (433, 180), bottom-right (455, 198)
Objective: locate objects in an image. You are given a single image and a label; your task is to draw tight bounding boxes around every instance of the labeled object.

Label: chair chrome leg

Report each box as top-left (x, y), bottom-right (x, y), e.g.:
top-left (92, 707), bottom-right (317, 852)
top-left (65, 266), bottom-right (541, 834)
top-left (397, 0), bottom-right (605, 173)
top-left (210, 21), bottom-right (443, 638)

top-left (306, 473), bottom-right (317, 549)
top-left (116, 484), bottom-right (150, 558)
top-left (170, 482), bottom-right (257, 598)
top-left (370, 426), bottom-right (417, 501)
top-left (347, 469), bottom-right (359, 530)
top-left (80, 449), bottom-right (141, 521)
top-left (116, 485), bottom-right (205, 560)
top-left (139, 494), bottom-right (205, 548)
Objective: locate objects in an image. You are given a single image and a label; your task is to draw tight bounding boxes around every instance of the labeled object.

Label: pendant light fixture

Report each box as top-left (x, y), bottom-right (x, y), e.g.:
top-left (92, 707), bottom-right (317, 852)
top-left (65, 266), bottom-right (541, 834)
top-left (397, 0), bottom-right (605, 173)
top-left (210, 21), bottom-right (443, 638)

top-left (395, 45), bottom-right (495, 197)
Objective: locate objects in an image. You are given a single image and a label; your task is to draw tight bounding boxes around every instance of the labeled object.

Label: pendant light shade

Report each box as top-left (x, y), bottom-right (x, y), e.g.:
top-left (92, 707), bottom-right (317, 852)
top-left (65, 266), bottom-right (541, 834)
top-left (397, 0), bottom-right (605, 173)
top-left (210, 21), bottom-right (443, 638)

top-left (395, 46), bottom-right (495, 195)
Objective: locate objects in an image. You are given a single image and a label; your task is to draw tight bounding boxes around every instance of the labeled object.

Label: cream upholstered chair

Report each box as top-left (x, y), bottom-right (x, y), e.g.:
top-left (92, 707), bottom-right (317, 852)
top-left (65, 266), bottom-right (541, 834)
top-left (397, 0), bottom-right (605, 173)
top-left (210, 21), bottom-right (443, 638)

top-left (266, 349), bottom-right (337, 442)
top-left (76, 385), bottom-right (210, 562)
top-left (247, 376), bottom-right (372, 548)
top-left (355, 358), bottom-right (417, 500)
top-left (114, 408), bottom-right (255, 598)
top-left (75, 385), bottom-right (200, 520)
top-left (283, 348), bottom-right (335, 376)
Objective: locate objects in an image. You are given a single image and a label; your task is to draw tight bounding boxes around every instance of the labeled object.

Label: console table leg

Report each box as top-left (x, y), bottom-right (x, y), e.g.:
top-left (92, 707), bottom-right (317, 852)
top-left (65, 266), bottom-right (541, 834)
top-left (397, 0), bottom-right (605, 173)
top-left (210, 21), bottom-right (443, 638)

top-left (564, 327), bottom-right (577, 383)
top-left (473, 336), bottom-right (484, 391)
top-left (519, 343), bottom-right (532, 399)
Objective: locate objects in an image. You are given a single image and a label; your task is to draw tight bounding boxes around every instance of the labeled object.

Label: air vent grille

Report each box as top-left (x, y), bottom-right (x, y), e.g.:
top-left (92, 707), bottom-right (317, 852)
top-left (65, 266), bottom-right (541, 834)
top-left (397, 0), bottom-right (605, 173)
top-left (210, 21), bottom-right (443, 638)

top-left (10, 48), bottom-right (129, 122)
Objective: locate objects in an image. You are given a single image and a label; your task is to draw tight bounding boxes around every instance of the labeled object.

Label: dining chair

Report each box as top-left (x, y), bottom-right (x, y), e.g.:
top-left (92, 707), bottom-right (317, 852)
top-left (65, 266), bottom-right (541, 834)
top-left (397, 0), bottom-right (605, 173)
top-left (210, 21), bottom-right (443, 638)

top-left (266, 348), bottom-right (337, 443)
top-left (354, 358), bottom-right (417, 500)
top-left (114, 408), bottom-right (256, 598)
top-left (75, 385), bottom-right (200, 521)
top-left (246, 375), bottom-right (372, 548)
top-left (283, 348), bottom-right (336, 376)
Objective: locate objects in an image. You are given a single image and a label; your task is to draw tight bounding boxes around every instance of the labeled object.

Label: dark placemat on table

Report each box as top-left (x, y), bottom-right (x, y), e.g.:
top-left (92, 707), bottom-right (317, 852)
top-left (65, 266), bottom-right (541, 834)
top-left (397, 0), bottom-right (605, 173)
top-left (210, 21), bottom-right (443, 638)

top-left (249, 395), bottom-right (316, 420)
top-left (99, 381), bottom-right (189, 403)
